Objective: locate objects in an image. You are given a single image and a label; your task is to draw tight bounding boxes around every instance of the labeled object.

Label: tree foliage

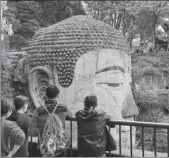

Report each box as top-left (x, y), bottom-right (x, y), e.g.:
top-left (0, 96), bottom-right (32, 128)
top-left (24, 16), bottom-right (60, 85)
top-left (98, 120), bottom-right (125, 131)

top-left (1, 1), bottom-right (13, 41)
top-left (4, 1), bottom-right (85, 50)
top-left (82, 1), bottom-right (169, 47)
top-left (3, 1), bottom-right (169, 50)
top-left (39, 1), bottom-right (85, 27)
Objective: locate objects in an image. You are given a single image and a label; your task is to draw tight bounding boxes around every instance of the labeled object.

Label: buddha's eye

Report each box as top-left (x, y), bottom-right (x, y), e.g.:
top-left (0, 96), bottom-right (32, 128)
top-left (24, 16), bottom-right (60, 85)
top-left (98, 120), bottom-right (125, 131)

top-left (96, 82), bottom-right (123, 88)
top-left (107, 83), bottom-right (122, 87)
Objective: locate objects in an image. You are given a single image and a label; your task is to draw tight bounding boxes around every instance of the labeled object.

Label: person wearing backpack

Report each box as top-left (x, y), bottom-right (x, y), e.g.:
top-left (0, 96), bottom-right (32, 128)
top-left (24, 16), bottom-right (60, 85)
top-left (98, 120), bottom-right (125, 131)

top-left (75, 94), bottom-right (117, 157)
top-left (28, 85), bottom-right (72, 157)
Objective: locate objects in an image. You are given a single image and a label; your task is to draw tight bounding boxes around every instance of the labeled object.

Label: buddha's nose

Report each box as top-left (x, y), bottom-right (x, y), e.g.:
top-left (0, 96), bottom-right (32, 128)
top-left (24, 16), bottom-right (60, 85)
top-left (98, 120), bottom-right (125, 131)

top-left (121, 90), bottom-right (139, 118)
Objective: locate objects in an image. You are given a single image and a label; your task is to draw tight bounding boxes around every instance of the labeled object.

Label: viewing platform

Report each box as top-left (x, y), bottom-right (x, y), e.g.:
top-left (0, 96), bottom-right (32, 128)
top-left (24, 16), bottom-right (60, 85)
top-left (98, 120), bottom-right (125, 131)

top-left (29, 118), bottom-right (169, 157)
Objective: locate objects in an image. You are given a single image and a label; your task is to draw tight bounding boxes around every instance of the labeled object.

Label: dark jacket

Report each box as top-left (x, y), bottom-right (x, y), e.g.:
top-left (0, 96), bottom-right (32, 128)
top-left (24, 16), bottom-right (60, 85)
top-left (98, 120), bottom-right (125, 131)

top-left (28, 103), bottom-right (71, 137)
top-left (75, 108), bottom-right (110, 157)
top-left (8, 111), bottom-right (31, 157)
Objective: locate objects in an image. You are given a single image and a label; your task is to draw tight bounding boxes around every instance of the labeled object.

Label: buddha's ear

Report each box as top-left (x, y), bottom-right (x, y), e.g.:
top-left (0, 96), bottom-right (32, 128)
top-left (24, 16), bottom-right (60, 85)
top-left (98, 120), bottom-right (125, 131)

top-left (28, 66), bottom-right (53, 108)
top-left (121, 89), bottom-right (139, 118)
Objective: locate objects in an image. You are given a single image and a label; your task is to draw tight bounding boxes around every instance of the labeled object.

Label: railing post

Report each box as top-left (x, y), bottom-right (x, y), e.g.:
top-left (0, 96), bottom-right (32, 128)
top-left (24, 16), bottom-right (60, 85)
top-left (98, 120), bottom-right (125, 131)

top-left (130, 125), bottom-right (133, 157)
top-left (108, 125), bottom-right (111, 157)
top-left (153, 127), bottom-right (157, 157)
top-left (119, 125), bottom-right (121, 156)
top-left (70, 120), bottom-right (73, 157)
top-left (142, 126), bottom-right (144, 157)
top-left (167, 128), bottom-right (169, 157)
top-left (30, 136), bottom-right (33, 151)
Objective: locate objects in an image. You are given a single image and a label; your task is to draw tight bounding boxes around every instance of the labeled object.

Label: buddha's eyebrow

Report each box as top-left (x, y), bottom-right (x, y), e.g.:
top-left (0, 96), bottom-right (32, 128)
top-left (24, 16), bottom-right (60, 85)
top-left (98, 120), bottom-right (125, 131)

top-left (95, 66), bottom-right (125, 74)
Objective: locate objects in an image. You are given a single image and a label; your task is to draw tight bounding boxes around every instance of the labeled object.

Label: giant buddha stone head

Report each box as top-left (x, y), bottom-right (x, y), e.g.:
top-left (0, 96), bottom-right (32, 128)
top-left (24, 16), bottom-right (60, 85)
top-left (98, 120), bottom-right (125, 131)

top-left (15, 15), bottom-right (139, 147)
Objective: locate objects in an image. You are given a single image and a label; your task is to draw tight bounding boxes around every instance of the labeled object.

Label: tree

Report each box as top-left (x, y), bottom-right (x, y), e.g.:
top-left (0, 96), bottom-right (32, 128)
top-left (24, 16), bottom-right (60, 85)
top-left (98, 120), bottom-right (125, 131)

top-left (82, 1), bottom-right (169, 48)
top-left (133, 1), bottom-right (169, 45)
top-left (81, 1), bottom-right (140, 47)
top-left (4, 1), bottom-right (85, 50)
top-left (1, 1), bottom-right (13, 41)
top-left (38, 1), bottom-right (85, 27)
top-left (4, 1), bottom-right (43, 50)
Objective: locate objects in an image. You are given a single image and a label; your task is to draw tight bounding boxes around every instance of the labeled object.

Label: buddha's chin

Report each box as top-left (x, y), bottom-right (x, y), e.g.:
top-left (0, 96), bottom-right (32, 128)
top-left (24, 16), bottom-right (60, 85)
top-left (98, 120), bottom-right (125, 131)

top-left (111, 118), bottom-right (136, 148)
top-left (121, 116), bottom-right (135, 132)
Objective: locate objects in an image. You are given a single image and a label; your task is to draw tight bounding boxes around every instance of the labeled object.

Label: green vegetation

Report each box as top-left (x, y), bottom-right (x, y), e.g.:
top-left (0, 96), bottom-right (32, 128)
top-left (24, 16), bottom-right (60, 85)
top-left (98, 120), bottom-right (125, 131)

top-left (3, 1), bottom-right (85, 50)
top-left (83, 1), bottom-right (169, 47)
top-left (133, 90), bottom-right (168, 152)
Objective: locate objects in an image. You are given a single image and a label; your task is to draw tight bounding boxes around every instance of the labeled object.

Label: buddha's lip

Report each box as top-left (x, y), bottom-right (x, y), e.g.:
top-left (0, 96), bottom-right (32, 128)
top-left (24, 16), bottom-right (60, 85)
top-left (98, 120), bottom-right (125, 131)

top-left (121, 128), bottom-right (130, 132)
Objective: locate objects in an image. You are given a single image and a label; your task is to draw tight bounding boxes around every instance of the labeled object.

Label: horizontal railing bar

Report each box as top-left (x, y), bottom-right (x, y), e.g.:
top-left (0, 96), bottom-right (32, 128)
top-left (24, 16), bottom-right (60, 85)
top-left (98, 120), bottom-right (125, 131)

top-left (108, 120), bottom-right (169, 128)
top-left (66, 117), bottom-right (169, 129)
top-left (66, 117), bottom-right (77, 121)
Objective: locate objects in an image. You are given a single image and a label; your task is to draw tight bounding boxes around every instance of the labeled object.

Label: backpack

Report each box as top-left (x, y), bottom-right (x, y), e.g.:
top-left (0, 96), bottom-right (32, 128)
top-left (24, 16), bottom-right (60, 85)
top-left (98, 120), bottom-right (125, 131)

top-left (38, 104), bottom-right (70, 156)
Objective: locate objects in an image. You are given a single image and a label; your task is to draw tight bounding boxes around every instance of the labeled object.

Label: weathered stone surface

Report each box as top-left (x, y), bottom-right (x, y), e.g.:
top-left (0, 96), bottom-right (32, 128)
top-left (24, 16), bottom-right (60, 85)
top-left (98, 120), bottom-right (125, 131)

top-left (26, 15), bottom-right (130, 88)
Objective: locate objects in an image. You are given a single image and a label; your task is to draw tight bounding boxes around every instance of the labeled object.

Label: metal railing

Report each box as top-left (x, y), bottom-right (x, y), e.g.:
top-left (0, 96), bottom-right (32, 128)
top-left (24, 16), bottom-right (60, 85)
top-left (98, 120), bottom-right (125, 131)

top-left (67, 118), bottom-right (169, 157)
top-left (29, 118), bottom-right (169, 157)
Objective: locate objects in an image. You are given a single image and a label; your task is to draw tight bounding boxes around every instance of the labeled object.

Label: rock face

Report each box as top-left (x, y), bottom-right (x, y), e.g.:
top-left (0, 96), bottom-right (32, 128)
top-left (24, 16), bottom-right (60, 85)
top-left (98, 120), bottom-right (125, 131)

top-left (132, 51), bottom-right (169, 152)
top-left (1, 53), bottom-right (15, 99)
top-left (1, 52), bottom-right (27, 99)
top-left (1, 51), bottom-right (35, 110)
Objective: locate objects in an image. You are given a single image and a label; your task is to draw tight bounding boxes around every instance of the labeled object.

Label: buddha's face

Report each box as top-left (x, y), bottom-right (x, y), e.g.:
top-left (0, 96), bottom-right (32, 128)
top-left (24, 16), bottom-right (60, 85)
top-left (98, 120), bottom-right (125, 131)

top-left (55, 49), bottom-right (138, 147)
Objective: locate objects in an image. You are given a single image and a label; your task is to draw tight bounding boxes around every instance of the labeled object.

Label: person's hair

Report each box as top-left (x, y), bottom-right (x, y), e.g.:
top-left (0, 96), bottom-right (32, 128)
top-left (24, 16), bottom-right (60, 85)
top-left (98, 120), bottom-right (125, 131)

top-left (14, 95), bottom-right (28, 110)
top-left (46, 85), bottom-right (60, 99)
top-left (1, 99), bottom-right (13, 117)
top-left (84, 94), bottom-right (97, 109)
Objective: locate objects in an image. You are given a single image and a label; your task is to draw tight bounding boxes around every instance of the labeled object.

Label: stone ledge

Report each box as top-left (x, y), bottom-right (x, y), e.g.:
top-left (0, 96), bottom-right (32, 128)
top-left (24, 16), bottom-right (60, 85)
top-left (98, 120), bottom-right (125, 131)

top-left (110, 148), bottom-right (168, 157)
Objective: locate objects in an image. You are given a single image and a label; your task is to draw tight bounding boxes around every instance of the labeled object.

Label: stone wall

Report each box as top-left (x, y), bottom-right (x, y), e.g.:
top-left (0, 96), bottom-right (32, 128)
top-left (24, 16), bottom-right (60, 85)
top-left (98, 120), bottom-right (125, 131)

top-left (1, 52), bottom-right (34, 110)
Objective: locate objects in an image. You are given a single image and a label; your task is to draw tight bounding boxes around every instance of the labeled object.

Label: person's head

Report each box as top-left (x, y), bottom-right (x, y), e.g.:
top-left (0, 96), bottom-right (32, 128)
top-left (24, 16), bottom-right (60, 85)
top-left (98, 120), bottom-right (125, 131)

top-left (84, 95), bottom-right (97, 109)
top-left (14, 95), bottom-right (28, 113)
top-left (1, 99), bottom-right (13, 118)
top-left (46, 85), bottom-right (60, 99)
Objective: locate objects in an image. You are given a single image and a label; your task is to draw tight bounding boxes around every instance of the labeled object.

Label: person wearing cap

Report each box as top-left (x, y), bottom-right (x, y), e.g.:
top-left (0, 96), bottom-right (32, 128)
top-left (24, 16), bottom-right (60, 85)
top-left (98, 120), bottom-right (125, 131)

top-left (76, 94), bottom-right (116, 157)
top-left (28, 85), bottom-right (72, 155)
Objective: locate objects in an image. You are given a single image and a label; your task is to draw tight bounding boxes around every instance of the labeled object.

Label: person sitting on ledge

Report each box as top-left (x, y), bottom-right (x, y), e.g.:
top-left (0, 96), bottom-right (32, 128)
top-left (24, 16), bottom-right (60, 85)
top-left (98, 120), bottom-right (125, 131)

top-left (1, 99), bottom-right (25, 157)
top-left (75, 94), bottom-right (116, 157)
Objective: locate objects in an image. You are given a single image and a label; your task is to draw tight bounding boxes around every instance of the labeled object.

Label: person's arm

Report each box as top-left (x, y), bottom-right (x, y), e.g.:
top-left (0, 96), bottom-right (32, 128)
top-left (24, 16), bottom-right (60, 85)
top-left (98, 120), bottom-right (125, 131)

top-left (24, 115), bottom-right (32, 135)
top-left (7, 145), bottom-right (21, 157)
top-left (66, 108), bottom-right (73, 120)
top-left (7, 122), bottom-right (25, 157)
top-left (104, 112), bottom-right (116, 128)
top-left (28, 109), bottom-right (39, 136)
